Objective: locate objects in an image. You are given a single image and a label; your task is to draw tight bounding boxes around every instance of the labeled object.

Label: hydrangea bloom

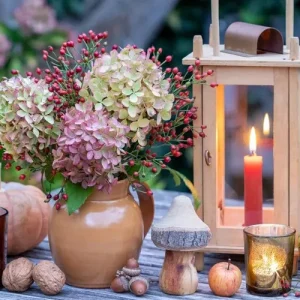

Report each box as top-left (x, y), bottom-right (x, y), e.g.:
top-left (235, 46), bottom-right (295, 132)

top-left (14, 0), bottom-right (57, 35)
top-left (53, 102), bottom-right (130, 191)
top-left (79, 47), bottom-right (174, 145)
top-left (0, 34), bottom-right (11, 67)
top-left (0, 76), bottom-right (59, 163)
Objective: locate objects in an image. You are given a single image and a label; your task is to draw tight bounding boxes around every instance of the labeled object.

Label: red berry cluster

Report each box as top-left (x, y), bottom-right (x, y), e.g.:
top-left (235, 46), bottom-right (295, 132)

top-left (23, 30), bottom-right (110, 120)
top-left (121, 48), bottom-right (212, 187)
top-left (1, 152), bottom-right (26, 180)
top-left (45, 191), bottom-right (68, 210)
top-left (280, 278), bottom-right (300, 297)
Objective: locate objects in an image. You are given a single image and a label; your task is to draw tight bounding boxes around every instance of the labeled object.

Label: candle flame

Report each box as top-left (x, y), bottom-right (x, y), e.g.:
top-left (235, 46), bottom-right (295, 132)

top-left (263, 113), bottom-right (270, 136)
top-left (262, 254), bottom-right (279, 273)
top-left (249, 127), bottom-right (257, 154)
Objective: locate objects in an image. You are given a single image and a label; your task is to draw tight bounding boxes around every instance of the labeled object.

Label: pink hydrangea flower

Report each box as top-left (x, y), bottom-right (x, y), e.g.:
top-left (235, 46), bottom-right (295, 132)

top-left (53, 102), bottom-right (130, 191)
top-left (0, 76), bottom-right (59, 163)
top-left (14, 0), bottom-right (57, 35)
top-left (0, 34), bottom-right (11, 67)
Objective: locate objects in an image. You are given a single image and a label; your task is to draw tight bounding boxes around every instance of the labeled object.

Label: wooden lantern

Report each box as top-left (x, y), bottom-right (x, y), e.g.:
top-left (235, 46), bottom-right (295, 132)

top-left (183, 0), bottom-right (300, 274)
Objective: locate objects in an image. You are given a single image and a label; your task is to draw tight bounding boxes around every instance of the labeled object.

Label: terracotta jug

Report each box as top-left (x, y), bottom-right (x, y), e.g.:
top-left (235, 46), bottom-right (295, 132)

top-left (48, 180), bottom-right (154, 288)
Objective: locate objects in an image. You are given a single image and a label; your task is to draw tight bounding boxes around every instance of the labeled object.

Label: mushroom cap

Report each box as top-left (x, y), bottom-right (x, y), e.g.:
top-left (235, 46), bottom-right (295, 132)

top-left (151, 195), bottom-right (212, 251)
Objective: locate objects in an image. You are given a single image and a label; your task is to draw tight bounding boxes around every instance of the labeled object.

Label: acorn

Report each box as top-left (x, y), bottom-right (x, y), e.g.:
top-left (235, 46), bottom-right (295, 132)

top-left (129, 276), bottom-right (149, 296)
top-left (110, 276), bottom-right (129, 293)
top-left (122, 258), bottom-right (141, 277)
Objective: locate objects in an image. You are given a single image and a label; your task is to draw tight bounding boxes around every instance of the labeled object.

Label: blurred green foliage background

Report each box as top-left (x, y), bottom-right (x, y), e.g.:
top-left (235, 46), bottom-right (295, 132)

top-left (1, 0), bottom-right (300, 191)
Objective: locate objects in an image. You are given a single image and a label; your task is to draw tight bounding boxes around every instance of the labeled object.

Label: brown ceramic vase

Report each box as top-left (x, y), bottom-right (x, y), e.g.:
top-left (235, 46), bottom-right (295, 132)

top-left (48, 180), bottom-right (154, 288)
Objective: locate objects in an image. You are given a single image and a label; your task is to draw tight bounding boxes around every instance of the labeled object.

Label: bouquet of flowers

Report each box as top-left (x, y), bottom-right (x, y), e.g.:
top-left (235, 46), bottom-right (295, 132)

top-left (0, 30), bottom-right (214, 214)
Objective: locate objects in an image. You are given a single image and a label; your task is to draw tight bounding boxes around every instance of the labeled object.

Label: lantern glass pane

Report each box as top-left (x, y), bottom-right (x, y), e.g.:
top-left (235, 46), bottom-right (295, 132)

top-left (222, 85), bottom-right (274, 226)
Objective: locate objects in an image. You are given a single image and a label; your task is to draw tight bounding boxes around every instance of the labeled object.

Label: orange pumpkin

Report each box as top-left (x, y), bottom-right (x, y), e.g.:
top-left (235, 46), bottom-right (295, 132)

top-left (0, 182), bottom-right (50, 255)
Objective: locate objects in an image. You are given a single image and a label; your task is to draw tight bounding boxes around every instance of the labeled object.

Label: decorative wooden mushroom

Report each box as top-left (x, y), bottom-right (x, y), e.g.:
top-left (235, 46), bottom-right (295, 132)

top-left (151, 195), bottom-right (211, 295)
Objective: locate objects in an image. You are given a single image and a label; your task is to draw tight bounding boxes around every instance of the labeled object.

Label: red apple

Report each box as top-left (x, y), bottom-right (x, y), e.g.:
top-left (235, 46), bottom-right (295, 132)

top-left (208, 259), bottom-right (242, 297)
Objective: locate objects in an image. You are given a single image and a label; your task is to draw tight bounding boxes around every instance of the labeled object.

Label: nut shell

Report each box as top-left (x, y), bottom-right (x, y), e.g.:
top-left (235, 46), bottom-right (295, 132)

top-left (2, 258), bottom-right (34, 292)
top-left (32, 260), bottom-right (66, 295)
top-left (126, 258), bottom-right (139, 269)
top-left (122, 266), bottom-right (141, 277)
top-left (110, 276), bottom-right (129, 293)
top-left (129, 276), bottom-right (149, 296)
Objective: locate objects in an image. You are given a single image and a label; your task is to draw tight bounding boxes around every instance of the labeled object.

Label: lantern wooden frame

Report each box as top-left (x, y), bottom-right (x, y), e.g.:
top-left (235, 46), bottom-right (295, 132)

top-left (182, 0), bottom-right (300, 274)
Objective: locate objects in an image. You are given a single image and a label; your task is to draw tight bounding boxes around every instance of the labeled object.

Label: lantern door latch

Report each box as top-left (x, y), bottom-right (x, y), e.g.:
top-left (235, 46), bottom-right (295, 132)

top-left (204, 150), bottom-right (212, 166)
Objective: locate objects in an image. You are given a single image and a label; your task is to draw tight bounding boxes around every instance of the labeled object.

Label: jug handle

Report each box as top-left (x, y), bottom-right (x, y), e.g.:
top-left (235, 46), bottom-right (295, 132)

top-left (133, 181), bottom-right (155, 237)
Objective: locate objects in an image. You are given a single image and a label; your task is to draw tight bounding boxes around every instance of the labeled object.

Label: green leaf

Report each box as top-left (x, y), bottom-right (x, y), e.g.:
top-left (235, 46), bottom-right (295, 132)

top-left (139, 163), bottom-right (161, 182)
top-left (166, 167), bottom-right (201, 210)
top-left (45, 164), bottom-right (55, 183)
top-left (126, 163), bottom-right (141, 176)
top-left (43, 173), bottom-right (64, 193)
top-left (168, 167), bottom-right (181, 186)
top-left (65, 181), bottom-right (93, 215)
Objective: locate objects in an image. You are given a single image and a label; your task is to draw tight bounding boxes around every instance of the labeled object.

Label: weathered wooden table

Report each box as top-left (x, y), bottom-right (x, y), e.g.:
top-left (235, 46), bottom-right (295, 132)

top-left (1, 190), bottom-right (298, 299)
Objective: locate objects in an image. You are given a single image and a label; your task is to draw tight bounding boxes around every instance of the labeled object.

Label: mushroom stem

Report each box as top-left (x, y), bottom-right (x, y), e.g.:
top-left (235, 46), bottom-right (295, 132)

top-left (228, 258), bottom-right (231, 270)
top-left (159, 250), bottom-right (198, 295)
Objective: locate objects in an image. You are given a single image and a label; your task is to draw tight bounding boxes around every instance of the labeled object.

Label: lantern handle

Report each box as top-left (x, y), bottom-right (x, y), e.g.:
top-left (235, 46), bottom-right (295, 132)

top-left (205, 150), bottom-right (212, 166)
top-left (211, 0), bottom-right (220, 56)
top-left (286, 0), bottom-right (294, 49)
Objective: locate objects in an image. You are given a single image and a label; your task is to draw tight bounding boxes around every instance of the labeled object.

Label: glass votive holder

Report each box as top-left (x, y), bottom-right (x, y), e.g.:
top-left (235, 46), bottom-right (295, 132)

top-left (0, 207), bottom-right (8, 288)
top-left (244, 224), bottom-right (295, 297)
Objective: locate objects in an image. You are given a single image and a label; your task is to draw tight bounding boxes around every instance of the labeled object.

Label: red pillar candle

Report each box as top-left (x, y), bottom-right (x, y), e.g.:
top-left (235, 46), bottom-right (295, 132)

top-left (244, 127), bottom-right (263, 226)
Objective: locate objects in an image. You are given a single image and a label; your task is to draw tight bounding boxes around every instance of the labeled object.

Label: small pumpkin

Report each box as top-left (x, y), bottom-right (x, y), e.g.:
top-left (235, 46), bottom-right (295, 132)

top-left (0, 182), bottom-right (50, 255)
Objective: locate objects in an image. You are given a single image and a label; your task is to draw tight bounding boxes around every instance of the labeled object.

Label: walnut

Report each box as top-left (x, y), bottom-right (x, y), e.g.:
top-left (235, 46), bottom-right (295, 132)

top-left (2, 257), bottom-right (34, 292)
top-left (32, 261), bottom-right (66, 295)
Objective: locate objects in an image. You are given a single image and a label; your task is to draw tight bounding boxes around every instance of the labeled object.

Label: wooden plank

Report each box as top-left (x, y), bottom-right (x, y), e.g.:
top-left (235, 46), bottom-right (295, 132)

top-left (286, 0), bottom-right (294, 49)
top-left (198, 245), bottom-right (244, 254)
top-left (273, 68), bottom-right (290, 225)
top-left (211, 0), bottom-right (220, 56)
top-left (202, 67), bottom-right (218, 246)
top-left (222, 206), bottom-right (274, 227)
top-left (2, 190), bottom-right (300, 299)
top-left (289, 68), bottom-right (300, 248)
top-left (193, 36), bottom-right (203, 58)
top-left (216, 84), bottom-right (225, 228)
top-left (215, 67), bottom-right (274, 86)
top-left (182, 45), bottom-right (300, 67)
top-left (290, 37), bottom-right (299, 60)
top-left (193, 64), bottom-right (205, 272)
top-left (193, 67), bottom-right (203, 218)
